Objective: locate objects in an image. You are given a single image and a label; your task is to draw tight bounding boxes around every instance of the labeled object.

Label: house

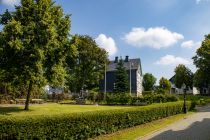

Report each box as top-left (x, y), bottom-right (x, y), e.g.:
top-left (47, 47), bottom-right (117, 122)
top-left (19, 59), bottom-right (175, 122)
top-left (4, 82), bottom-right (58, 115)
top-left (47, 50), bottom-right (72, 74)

top-left (169, 76), bottom-right (200, 95)
top-left (99, 56), bottom-right (143, 96)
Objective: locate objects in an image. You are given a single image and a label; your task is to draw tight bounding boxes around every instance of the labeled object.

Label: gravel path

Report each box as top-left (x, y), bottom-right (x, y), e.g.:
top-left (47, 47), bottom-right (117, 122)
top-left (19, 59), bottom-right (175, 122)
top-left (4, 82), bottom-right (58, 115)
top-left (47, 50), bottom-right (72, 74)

top-left (139, 105), bottom-right (210, 140)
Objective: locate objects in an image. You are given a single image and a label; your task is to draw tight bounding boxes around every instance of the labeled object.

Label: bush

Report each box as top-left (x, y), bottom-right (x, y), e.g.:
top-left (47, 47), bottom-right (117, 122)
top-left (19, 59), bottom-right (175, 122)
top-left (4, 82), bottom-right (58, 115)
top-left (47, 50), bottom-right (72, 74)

top-left (106, 93), bottom-right (132, 105)
top-left (142, 91), bottom-right (153, 96)
top-left (177, 95), bottom-right (210, 106)
top-left (155, 88), bottom-right (167, 94)
top-left (0, 102), bottom-right (194, 140)
top-left (143, 94), bottom-right (179, 104)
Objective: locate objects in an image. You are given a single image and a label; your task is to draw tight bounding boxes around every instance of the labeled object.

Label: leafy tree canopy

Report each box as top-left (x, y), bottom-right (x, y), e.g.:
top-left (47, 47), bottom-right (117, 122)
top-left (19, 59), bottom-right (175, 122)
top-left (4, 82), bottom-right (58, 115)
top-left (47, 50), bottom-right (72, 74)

top-left (174, 64), bottom-right (193, 89)
top-left (143, 73), bottom-right (156, 91)
top-left (159, 77), bottom-right (171, 92)
top-left (66, 35), bottom-right (108, 93)
top-left (193, 34), bottom-right (210, 88)
top-left (0, 0), bottom-right (74, 110)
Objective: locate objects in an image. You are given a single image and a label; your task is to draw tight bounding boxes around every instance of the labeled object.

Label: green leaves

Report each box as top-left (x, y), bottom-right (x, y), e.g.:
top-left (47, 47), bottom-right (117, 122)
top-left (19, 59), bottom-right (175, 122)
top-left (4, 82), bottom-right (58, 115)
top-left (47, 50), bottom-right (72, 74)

top-left (114, 58), bottom-right (129, 93)
top-left (143, 73), bottom-right (156, 91)
top-left (66, 35), bottom-right (108, 92)
top-left (159, 77), bottom-right (171, 92)
top-left (193, 34), bottom-right (210, 90)
top-left (174, 64), bottom-right (193, 89)
top-left (0, 0), bottom-right (73, 109)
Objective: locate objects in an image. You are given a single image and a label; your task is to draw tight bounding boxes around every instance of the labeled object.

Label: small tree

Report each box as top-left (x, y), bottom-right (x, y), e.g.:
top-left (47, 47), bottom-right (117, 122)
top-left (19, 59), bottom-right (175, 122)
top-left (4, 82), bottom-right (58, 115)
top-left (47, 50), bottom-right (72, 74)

top-left (174, 64), bottom-right (193, 89)
top-left (159, 77), bottom-right (171, 93)
top-left (114, 58), bottom-right (129, 93)
top-left (143, 73), bottom-right (156, 91)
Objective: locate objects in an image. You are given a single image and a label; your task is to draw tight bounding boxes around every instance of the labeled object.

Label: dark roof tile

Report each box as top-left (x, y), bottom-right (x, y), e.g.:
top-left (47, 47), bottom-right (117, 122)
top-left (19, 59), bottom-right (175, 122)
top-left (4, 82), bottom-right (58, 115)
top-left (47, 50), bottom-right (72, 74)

top-left (107, 58), bottom-right (141, 72)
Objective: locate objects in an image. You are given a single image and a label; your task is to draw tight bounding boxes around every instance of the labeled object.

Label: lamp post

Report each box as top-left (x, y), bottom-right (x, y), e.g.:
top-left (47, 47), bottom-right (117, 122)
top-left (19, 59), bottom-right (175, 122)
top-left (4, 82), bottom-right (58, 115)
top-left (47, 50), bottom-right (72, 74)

top-left (182, 83), bottom-right (187, 114)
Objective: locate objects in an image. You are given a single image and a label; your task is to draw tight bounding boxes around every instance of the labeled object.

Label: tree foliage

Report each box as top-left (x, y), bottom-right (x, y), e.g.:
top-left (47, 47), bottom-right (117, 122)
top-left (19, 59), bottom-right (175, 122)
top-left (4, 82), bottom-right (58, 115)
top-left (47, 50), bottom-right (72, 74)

top-left (193, 34), bottom-right (210, 89)
top-left (174, 64), bottom-right (193, 89)
top-left (0, 9), bottom-right (12, 25)
top-left (66, 35), bottom-right (108, 93)
top-left (114, 58), bottom-right (129, 93)
top-left (159, 77), bottom-right (171, 92)
top-left (0, 0), bottom-right (74, 110)
top-left (143, 73), bottom-right (156, 91)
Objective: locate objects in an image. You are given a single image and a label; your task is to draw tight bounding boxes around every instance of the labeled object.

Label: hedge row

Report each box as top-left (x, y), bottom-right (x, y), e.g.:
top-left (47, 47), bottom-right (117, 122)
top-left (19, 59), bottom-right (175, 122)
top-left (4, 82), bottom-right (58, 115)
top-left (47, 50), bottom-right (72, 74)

top-left (106, 93), bottom-right (179, 105)
top-left (0, 102), bottom-right (193, 140)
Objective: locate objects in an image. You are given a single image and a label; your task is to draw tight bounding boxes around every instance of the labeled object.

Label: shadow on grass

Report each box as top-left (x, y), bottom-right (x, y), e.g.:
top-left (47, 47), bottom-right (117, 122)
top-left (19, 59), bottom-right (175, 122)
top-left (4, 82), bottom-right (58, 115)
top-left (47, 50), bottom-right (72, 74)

top-left (0, 106), bottom-right (24, 115)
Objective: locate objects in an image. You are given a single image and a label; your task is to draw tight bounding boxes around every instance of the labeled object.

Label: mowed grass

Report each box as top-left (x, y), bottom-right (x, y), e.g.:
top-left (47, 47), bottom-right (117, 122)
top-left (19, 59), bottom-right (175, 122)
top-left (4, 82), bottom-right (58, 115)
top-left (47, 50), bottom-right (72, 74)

top-left (0, 103), bottom-right (132, 117)
top-left (93, 112), bottom-right (193, 140)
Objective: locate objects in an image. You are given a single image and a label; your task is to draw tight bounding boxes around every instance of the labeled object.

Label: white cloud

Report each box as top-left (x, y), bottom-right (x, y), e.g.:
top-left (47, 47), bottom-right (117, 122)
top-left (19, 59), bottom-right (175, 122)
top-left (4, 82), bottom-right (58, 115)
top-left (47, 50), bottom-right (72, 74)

top-left (0, 0), bottom-right (20, 6)
top-left (155, 55), bottom-right (192, 66)
top-left (95, 34), bottom-right (117, 56)
top-left (181, 40), bottom-right (201, 49)
top-left (123, 27), bottom-right (184, 49)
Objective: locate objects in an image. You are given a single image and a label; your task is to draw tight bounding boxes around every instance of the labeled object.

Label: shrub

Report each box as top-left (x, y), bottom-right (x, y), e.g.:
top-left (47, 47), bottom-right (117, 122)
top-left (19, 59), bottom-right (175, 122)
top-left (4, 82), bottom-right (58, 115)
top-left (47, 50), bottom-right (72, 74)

top-left (155, 88), bottom-right (167, 94)
top-left (143, 94), bottom-right (179, 104)
top-left (0, 102), bottom-right (194, 140)
top-left (142, 91), bottom-right (153, 96)
top-left (106, 93), bottom-right (132, 105)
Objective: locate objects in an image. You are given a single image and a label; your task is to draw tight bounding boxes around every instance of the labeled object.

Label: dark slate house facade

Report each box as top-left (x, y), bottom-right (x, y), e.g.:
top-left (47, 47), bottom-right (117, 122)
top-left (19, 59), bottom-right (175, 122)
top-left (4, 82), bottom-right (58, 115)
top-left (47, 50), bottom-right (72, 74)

top-left (99, 56), bottom-right (143, 96)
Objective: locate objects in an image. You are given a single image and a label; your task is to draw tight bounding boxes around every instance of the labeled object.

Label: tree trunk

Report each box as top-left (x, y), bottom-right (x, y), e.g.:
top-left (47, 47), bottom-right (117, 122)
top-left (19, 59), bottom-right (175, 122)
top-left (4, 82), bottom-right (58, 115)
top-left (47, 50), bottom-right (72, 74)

top-left (24, 81), bottom-right (33, 110)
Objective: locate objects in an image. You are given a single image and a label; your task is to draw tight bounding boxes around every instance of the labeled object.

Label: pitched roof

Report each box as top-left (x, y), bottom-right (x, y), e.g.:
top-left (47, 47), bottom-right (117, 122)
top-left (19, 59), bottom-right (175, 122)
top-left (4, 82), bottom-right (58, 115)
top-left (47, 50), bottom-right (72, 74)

top-left (107, 58), bottom-right (142, 72)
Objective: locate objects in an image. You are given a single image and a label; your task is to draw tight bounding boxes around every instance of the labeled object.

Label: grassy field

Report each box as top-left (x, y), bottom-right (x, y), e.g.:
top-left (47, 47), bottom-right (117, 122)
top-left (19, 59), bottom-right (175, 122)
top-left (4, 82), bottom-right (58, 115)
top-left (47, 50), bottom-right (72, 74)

top-left (93, 112), bottom-right (193, 140)
top-left (0, 103), bottom-right (133, 117)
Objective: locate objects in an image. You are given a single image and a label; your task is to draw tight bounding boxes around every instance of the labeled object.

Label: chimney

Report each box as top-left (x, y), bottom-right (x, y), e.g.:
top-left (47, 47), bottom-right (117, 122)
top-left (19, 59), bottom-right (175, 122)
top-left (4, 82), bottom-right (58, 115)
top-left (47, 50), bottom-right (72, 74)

top-left (114, 56), bottom-right (118, 63)
top-left (125, 56), bottom-right (129, 62)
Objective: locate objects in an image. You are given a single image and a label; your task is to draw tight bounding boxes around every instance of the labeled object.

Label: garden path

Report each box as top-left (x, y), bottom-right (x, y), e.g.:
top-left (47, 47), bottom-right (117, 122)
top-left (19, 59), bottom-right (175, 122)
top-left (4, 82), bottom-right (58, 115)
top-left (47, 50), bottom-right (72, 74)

top-left (139, 104), bottom-right (210, 140)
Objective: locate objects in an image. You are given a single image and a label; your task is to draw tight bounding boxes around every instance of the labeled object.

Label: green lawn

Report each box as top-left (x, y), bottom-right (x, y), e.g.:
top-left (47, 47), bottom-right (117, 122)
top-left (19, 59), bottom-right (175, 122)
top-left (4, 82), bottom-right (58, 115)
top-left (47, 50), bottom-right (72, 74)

top-left (0, 103), bottom-right (132, 117)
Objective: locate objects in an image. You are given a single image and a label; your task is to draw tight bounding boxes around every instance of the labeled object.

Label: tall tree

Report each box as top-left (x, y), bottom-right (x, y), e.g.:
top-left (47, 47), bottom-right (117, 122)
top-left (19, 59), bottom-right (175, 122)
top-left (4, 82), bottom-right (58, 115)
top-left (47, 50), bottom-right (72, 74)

top-left (193, 34), bottom-right (210, 92)
top-left (0, 9), bottom-right (12, 25)
top-left (66, 35), bottom-right (108, 93)
top-left (174, 64), bottom-right (193, 89)
top-left (143, 73), bottom-right (156, 91)
top-left (159, 77), bottom-right (171, 92)
top-left (0, 0), bottom-right (74, 110)
top-left (193, 69), bottom-right (207, 90)
top-left (114, 58), bottom-right (129, 93)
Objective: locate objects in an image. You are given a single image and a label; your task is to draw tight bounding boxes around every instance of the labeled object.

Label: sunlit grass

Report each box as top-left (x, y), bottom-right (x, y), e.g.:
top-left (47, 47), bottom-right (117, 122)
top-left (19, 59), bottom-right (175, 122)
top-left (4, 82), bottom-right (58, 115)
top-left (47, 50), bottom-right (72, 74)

top-left (0, 103), bottom-right (133, 117)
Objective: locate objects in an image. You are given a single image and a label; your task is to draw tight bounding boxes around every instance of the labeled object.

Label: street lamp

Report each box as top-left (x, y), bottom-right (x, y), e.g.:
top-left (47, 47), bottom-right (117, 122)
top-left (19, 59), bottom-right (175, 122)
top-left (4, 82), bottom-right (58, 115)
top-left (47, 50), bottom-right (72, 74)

top-left (182, 83), bottom-right (187, 114)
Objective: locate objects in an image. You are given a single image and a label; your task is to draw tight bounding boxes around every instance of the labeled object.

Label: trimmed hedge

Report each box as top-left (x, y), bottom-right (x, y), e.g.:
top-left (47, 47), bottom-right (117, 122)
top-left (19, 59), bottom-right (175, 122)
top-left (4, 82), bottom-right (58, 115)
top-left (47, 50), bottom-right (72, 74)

top-left (106, 93), bottom-right (179, 105)
top-left (0, 102), bottom-right (193, 140)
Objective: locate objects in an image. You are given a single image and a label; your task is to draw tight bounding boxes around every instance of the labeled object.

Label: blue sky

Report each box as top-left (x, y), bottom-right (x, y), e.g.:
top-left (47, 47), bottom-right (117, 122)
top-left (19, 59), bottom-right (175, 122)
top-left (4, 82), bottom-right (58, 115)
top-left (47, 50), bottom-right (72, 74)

top-left (1, 0), bottom-right (210, 82)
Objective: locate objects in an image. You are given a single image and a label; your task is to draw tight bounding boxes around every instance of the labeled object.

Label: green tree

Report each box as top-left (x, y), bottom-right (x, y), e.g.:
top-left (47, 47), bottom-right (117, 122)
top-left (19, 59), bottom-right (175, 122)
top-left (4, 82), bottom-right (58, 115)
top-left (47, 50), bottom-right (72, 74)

top-left (174, 64), bottom-right (193, 89)
top-left (66, 35), bottom-right (108, 93)
top-left (193, 34), bottom-right (210, 92)
top-left (159, 77), bottom-right (171, 92)
top-left (193, 69), bottom-right (207, 90)
top-left (0, 9), bottom-right (12, 25)
top-left (0, 0), bottom-right (74, 110)
top-left (143, 73), bottom-right (156, 91)
top-left (114, 58), bottom-right (129, 93)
